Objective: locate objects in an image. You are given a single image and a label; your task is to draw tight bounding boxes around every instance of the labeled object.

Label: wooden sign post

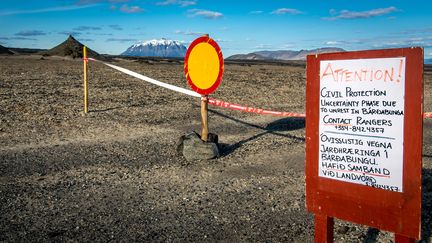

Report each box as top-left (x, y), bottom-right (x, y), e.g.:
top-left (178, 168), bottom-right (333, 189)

top-left (83, 46), bottom-right (89, 114)
top-left (201, 95), bottom-right (209, 141)
top-left (184, 35), bottom-right (224, 141)
top-left (306, 47), bottom-right (423, 242)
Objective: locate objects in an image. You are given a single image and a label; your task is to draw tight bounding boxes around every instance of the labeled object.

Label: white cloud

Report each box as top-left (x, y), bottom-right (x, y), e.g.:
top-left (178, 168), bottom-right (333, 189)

top-left (372, 36), bottom-right (432, 48)
top-left (106, 38), bottom-right (138, 42)
top-left (214, 38), bottom-right (231, 43)
top-left (399, 27), bottom-right (432, 35)
top-left (0, 4), bottom-right (98, 16)
top-left (108, 24), bottom-right (123, 31)
top-left (119, 4), bottom-right (144, 13)
top-left (255, 44), bottom-right (273, 49)
top-left (78, 38), bottom-right (95, 42)
top-left (75, 0), bottom-right (129, 5)
top-left (324, 6), bottom-right (398, 20)
top-left (271, 8), bottom-right (302, 15)
top-left (157, 0), bottom-right (196, 7)
top-left (188, 9), bottom-right (223, 19)
top-left (174, 30), bottom-right (206, 36)
top-left (325, 41), bottom-right (342, 45)
top-left (178, 1), bottom-right (196, 7)
top-left (283, 43), bottom-right (295, 49)
top-left (58, 31), bottom-right (82, 36)
top-left (0, 37), bottom-right (37, 41)
top-left (249, 10), bottom-right (263, 14)
top-left (321, 35), bottom-right (432, 51)
top-left (73, 26), bottom-right (102, 31)
top-left (15, 30), bottom-right (47, 36)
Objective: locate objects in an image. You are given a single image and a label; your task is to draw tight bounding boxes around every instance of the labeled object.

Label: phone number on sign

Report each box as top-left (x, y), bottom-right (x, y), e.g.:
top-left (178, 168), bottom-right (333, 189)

top-left (335, 125), bottom-right (385, 134)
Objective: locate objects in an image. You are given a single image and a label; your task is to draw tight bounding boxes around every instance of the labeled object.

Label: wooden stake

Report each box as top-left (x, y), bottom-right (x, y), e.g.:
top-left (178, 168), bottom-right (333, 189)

top-left (83, 46), bottom-right (89, 114)
top-left (314, 214), bottom-right (334, 243)
top-left (201, 95), bottom-right (209, 142)
top-left (199, 33), bottom-right (210, 141)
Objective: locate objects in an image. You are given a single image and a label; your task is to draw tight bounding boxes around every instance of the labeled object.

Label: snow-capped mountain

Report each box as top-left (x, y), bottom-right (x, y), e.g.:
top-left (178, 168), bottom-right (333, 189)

top-left (121, 38), bottom-right (187, 58)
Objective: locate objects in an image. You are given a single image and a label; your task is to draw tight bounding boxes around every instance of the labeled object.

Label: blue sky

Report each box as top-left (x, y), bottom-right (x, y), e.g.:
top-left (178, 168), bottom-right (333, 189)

top-left (1, 0), bottom-right (431, 58)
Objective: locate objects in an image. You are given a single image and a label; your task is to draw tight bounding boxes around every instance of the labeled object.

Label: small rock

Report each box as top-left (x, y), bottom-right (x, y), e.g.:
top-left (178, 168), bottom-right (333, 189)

top-left (47, 230), bottom-right (65, 238)
top-left (180, 132), bottom-right (219, 162)
top-left (337, 225), bottom-right (350, 234)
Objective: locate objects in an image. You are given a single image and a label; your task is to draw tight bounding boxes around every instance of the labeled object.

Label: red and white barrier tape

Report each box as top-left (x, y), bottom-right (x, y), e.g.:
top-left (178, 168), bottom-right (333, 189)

top-left (85, 58), bottom-right (432, 119)
top-left (207, 97), bottom-right (306, 117)
top-left (93, 59), bottom-right (201, 98)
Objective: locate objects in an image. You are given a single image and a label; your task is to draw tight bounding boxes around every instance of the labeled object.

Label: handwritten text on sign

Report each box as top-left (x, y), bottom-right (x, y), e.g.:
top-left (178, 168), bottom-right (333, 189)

top-left (319, 57), bottom-right (406, 192)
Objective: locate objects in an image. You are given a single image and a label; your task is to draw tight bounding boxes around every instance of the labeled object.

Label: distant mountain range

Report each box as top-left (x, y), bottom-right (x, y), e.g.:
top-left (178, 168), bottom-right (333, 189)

top-left (2, 38), bottom-right (432, 65)
top-left (122, 39), bottom-right (187, 58)
top-left (227, 48), bottom-right (346, 61)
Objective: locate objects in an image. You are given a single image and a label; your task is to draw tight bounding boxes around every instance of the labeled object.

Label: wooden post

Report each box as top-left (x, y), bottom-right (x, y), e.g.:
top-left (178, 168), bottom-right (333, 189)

top-left (394, 234), bottom-right (416, 243)
top-left (314, 214), bottom-right (334, 243)
top-left (83, 46), bottom-right (89, 114)
top-left (201, 95), bottom-right (209, 141)
top-left (199, 33), bottom-right (210, 142)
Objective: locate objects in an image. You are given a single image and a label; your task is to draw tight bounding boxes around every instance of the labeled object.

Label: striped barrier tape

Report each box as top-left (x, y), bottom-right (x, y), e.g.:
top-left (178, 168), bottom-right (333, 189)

top-left (207, 97), bottom-right (306, 117)
top-left (86, 58), bottom-right (431, 119)
top-left (91, 59), bottom-right (201, 98)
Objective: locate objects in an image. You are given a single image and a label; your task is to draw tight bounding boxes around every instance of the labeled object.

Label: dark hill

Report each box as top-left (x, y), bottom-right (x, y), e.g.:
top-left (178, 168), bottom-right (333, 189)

top-left (8, 47), bottom-right (47, 54)
top-left (226, 53), bottom-right (269, 60)
top-left (0, 44), bottom-right (13, 55)
top-left (42, 35), bottom-right (101, 59)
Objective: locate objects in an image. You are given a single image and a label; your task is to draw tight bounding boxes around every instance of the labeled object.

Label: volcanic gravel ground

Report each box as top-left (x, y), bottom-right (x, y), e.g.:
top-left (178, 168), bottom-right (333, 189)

top-left (0, 55), bottom-right (431, 242)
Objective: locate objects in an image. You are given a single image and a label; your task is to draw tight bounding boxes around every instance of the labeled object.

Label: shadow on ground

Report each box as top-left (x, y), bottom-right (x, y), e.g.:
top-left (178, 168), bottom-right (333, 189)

top-left (205, 108), bottom-right (305, 156)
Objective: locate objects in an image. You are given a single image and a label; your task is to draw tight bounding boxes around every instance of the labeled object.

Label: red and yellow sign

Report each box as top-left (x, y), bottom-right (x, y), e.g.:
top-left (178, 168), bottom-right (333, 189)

top-left (184, 36), bottom-right (224, 95)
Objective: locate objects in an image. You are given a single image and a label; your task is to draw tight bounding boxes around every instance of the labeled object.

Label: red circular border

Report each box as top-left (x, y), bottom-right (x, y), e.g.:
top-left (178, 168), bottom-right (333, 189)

top-left (184, 36), bottom-right (224, 95)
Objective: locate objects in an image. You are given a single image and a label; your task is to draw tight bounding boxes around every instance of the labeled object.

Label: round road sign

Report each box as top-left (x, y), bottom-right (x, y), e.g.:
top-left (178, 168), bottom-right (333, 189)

top-left (184, 36), bottom-right (224, 95)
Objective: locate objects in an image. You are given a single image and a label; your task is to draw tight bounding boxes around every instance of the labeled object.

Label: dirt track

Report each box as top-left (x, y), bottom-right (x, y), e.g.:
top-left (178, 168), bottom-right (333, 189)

top-left (0, 55), bottom-right (431, 242)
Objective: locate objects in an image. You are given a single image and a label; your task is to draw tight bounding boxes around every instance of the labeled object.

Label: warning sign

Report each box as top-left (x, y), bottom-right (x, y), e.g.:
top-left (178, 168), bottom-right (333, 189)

top-left (305, 47), bottom-right (423, 240)
top-left (318, 57), bottom-right (406, 192)
top-left (184, 36), bottom-right (224, 95)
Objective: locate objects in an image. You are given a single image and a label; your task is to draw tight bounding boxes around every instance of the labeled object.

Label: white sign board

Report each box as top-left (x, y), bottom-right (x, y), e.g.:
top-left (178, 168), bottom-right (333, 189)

top-left (318, 57), bottom-right (406, 192)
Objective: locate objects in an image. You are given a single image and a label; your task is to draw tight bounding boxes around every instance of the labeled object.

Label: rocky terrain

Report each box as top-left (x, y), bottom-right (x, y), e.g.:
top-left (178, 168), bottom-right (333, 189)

top-left (0, 55), bottom-right (431, 242)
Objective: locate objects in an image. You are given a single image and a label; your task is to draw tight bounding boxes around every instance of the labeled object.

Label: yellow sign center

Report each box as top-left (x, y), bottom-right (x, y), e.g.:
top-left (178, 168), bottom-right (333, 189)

top-left (187, 42), bottom-right (220, 90)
